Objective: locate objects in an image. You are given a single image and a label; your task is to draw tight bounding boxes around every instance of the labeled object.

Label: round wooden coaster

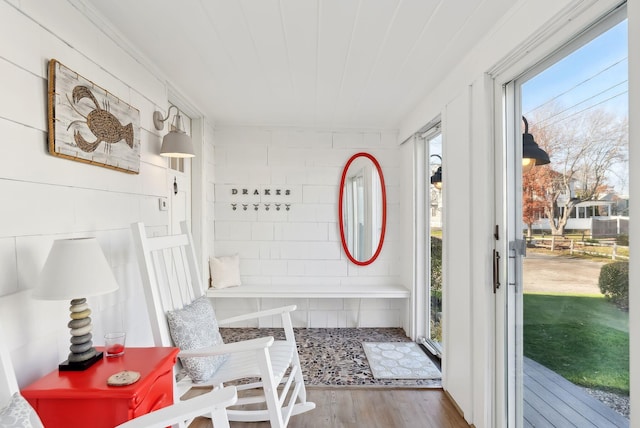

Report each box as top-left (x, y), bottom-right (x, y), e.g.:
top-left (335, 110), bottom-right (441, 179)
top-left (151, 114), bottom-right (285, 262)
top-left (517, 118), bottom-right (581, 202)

top-left (107, 370), bottom-right (141, 386)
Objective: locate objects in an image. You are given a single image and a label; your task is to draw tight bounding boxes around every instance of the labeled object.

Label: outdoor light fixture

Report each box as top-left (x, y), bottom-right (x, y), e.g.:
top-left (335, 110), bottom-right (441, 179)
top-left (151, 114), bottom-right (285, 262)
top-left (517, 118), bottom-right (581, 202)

top-left (33, 238), bottom-right (119, 371)
top-left (430, 154), bottom-right (443, 190)
top-left (522, 116), bottom-right (550, 173)
top-left (153, 104), bottom-right (195, 158)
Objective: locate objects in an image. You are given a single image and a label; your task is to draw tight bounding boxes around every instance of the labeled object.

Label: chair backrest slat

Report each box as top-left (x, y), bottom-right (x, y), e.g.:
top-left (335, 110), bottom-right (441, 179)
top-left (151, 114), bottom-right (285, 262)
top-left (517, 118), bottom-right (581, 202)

top-left (131, 222), bottom-right (204, 347)
top-left (0, 325), bottom-right (18, 406)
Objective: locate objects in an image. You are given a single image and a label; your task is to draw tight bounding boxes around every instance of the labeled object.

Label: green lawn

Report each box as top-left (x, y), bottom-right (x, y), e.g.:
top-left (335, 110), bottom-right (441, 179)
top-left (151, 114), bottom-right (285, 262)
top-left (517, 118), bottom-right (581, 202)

top-left (523, 293), bottom-right (629, 395)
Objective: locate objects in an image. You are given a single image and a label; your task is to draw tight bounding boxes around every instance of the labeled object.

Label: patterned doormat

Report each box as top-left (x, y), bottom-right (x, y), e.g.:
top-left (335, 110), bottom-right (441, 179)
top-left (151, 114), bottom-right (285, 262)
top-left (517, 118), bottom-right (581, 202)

top-left (220, 327), bottom-right (442, 388)
top-left (362, 342), bottom-right (441, 380)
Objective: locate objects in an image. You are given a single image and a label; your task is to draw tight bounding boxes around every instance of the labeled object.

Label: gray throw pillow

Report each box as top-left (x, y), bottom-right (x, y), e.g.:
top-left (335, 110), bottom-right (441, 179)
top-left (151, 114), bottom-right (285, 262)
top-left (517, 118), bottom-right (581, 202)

top-left (166, 296), bottom-right (228, 383)
top-left (0, 393), bottom-right (44, 428)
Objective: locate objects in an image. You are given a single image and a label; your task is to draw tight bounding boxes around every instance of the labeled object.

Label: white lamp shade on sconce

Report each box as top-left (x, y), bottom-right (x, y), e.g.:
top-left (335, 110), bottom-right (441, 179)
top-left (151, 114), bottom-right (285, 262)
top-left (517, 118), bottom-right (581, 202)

top-left (154, 105), bottom-right (195, 158)
top-left (33, 238), bottom-right (119, 300)
top-left (160, 129), bottom-right (195, 158)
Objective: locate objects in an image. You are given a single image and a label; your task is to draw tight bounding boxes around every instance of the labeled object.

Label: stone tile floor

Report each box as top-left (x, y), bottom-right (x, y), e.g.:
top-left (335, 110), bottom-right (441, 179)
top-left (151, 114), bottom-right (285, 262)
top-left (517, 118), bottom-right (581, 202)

top-left (220, 327), bottom-right (442, 388)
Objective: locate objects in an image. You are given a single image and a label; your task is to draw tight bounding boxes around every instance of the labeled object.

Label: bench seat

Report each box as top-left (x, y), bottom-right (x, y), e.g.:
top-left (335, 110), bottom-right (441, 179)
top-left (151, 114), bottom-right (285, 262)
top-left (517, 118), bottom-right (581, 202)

top-left (207, 284), bottom-right (409, 327)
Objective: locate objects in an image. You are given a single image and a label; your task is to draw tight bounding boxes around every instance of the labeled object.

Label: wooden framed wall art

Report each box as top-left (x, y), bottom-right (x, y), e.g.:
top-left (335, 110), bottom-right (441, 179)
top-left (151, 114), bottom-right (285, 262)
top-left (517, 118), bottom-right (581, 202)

top-left (47, 59), bottom-right (141, 174)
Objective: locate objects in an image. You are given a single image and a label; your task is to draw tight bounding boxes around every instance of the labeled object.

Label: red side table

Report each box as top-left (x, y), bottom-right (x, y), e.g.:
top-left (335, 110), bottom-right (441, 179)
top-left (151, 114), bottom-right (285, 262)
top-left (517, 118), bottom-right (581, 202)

top-left (22, 347), bottom-right (179, 428)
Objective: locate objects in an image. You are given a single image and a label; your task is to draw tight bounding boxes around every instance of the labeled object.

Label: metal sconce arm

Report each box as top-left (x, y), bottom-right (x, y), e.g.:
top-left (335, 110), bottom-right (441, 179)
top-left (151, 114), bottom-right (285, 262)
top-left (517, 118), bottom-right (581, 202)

top-left (153, 104), bottom-right (181, 131)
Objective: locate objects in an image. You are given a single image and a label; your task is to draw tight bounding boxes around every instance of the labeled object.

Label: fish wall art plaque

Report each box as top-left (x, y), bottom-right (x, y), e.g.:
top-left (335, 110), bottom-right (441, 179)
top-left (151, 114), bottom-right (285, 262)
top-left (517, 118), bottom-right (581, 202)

top-left (47, 59), bottom-right (141, 174)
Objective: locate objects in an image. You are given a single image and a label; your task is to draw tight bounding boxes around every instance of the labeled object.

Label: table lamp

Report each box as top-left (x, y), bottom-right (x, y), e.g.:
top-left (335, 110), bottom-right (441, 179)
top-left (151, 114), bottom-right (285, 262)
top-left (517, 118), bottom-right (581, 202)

top-left (33, 238), bottom-right (119, 371)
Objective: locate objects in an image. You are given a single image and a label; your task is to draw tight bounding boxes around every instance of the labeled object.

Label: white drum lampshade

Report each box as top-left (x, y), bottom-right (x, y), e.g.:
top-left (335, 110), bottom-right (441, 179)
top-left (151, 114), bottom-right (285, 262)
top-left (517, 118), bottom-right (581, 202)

top-left (33, 238), bottom-right (119, 370)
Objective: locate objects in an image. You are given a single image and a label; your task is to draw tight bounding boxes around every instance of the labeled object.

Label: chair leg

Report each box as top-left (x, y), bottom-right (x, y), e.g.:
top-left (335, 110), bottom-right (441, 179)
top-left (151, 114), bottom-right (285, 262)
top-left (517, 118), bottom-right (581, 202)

top-left (290, 351), bottom-right (307, 403)
top-left (209, 408), bottom-right (231, 428)
top-left (280, 312), bottom-right (309, 404)
top-left (256, 348), bottom-right (285, 428)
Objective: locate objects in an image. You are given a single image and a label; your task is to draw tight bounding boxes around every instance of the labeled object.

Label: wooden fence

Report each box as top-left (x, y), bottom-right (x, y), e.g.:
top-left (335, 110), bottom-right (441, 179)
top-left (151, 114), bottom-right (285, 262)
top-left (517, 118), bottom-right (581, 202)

top-left (532, 237), bottom-right (629, 261)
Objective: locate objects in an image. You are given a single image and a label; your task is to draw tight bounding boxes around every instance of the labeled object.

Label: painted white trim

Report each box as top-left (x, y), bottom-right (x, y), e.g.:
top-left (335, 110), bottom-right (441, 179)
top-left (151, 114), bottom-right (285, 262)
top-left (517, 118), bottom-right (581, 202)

top-left (504, 78), bottom-right (524, 428)
top-left (627, 1), bottom-right (639, 422)
top-left (413, 137), bottom-right (427, 341)
top-left (190, 117), bottom-right (207, 286)
top-left (492, 77), bottom-right (509, 428)
top-left (469, 74), bottom-right (497, 428)
top-left (488, 1), bottom-right (622, 78)
top-left (493, 2), bottom-right (627, 83)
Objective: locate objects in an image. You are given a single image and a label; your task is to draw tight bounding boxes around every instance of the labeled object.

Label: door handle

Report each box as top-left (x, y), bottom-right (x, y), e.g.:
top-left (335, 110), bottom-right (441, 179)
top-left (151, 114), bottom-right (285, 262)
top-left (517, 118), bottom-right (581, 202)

top-left (493, 249), bottom-right (501, 293)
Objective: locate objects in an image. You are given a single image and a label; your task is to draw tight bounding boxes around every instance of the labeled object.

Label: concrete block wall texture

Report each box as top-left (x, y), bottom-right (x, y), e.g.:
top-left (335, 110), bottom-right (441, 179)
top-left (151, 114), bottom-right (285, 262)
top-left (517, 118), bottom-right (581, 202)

top-left (210, 127), bottom-right (406, 328)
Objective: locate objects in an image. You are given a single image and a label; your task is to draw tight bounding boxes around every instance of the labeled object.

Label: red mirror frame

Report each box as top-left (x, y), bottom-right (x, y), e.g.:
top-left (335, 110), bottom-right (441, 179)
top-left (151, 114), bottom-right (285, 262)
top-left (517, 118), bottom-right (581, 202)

top-left (338, 152), bottom-right (387, 266)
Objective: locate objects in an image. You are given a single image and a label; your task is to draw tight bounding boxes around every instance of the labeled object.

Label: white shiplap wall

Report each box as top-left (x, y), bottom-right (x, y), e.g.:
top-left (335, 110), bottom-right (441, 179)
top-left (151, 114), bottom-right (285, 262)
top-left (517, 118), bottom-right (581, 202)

top-left (211, 127), bottom-right (406, 328)
top-left (0, 0), bottom-right (196, 387)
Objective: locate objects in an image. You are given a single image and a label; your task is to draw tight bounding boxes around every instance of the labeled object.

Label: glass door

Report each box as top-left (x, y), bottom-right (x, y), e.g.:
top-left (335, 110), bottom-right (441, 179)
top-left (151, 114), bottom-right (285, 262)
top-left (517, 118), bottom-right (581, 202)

top-left (503, 8), bottom-right (628, 426)
top-left (424, 125), bottom-right (443, 356)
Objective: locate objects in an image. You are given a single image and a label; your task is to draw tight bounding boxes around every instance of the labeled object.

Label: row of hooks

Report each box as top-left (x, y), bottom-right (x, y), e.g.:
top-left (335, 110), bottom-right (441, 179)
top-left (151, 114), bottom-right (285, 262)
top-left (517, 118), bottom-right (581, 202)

top-left (231, 203), bottom-right (291, 211)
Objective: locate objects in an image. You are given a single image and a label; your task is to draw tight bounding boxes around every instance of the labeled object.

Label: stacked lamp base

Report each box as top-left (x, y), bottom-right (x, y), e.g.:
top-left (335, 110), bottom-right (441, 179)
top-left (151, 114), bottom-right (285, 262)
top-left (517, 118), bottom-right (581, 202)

top-left (58, 298), bottom-right (102, 371)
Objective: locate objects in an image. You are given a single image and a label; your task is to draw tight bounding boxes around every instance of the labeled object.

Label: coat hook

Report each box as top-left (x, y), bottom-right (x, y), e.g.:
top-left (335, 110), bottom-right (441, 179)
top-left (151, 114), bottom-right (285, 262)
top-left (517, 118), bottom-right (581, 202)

top-left (242, 204), bottom-right (248, 211)
top-left (253, 204), bottom-right (259, 211)
top-left (264, 203), bottom-right (270, 211)
top-left (275, 203), bottom-right (281, 211)
top-left (173, 177), bottom-right (178, 195)
top-left (231, 203), bottom-right (237, 211)
top-left (285, 204), bottom-right (291, 211)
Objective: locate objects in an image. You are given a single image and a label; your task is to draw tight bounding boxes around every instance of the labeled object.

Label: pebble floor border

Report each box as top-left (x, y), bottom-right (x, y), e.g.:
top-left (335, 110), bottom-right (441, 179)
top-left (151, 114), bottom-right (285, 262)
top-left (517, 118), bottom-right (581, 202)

top-left (219, 327), bottom-right (442, 388)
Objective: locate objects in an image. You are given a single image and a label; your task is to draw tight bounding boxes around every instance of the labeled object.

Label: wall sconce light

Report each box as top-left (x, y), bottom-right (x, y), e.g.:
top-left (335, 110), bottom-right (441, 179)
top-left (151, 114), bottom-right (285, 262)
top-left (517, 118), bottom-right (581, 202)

top-left (430, 154), bottom-right (443, 190)
top-left (33, 238), bottom-right (119, 371)
top-left (522, 116), bottom-right (550, 173)
top-left (153, 104), bottom-right (195, 158)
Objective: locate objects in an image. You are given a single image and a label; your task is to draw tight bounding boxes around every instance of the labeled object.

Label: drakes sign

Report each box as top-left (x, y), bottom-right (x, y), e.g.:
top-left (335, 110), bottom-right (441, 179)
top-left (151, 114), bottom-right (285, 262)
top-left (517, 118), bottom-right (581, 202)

top-left (230, 187), bottom-right (293, 211)
top-left (231, 188), bottom-right (291, 196)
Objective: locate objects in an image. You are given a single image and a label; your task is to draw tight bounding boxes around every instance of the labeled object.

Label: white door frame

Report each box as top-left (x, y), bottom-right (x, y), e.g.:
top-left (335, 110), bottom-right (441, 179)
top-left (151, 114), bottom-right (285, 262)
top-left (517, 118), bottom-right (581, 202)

top-left (166, 90), bottom-right (207, 288)
top-left (491, 4), bottom-right (627, 427)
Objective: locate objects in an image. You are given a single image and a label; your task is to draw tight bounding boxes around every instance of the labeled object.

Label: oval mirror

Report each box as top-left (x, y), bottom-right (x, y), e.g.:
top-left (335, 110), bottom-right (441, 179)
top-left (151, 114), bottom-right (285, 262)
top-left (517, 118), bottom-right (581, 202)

top-left (339, 152), bottom-right (387, 266)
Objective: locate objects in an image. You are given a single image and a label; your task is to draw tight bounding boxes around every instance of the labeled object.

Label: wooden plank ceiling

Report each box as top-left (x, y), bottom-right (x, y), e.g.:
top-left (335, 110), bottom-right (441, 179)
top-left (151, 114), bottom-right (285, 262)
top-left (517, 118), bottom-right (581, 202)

top-left (83, 0), bottom-right (514, 129)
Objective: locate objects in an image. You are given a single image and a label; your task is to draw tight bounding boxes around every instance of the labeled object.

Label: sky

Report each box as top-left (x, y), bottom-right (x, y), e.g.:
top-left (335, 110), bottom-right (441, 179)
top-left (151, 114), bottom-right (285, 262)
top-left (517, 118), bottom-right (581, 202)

top-left (523, 20), bottom-right (628, 119)
top-left (522, 19), bottom-right (628, 194)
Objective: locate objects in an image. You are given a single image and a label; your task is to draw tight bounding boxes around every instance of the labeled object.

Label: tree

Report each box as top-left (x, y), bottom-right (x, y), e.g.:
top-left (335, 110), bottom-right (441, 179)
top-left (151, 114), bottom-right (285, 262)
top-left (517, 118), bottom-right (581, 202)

top-left (526, 108), bottom-right (627, 236)
top-left (522, 167), bottom-right (549, 238)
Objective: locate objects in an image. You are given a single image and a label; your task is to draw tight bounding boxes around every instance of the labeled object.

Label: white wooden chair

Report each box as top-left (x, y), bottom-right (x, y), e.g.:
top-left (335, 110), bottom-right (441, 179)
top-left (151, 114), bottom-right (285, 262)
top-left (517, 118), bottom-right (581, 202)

top-left (115, 386), bottom-right (237, 428)
top-left (1, 326), bottom-right (44, 427)
top-left (0, 329), bottom-right (19, 408)
top-left (130, 222), bottom-right (315, 428)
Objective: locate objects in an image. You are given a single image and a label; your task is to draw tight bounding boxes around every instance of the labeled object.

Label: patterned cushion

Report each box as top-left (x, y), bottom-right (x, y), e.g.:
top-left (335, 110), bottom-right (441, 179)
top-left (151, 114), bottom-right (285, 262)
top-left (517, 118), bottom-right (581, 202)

top-left (0, 393), bottom-right (44, 428)
top-left (166, 296), bottom-right (228, 383)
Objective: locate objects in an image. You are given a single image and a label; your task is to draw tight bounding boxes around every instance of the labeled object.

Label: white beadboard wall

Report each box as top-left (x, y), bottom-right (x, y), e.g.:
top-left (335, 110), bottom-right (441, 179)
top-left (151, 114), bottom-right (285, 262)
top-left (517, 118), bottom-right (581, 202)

top-left (211, 127), bottom-right (406, 329)
top-left (0, 0), bottom-right (202, 388)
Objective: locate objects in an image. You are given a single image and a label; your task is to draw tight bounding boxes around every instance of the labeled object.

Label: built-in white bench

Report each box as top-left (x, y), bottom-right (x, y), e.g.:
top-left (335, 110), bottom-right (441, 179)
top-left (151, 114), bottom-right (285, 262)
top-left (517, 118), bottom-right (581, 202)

top-left (206, 284), bottom-right (410, 328)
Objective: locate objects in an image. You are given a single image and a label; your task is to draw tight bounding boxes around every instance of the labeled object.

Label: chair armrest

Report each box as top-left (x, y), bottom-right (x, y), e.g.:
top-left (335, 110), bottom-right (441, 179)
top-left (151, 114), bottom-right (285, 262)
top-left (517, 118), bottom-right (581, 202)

top-left (115, 386), bottom-right (237, 428)
top-left (216, 305), bottom-right (297, 326)
top-left (179, 336), bottom-right (274, 358)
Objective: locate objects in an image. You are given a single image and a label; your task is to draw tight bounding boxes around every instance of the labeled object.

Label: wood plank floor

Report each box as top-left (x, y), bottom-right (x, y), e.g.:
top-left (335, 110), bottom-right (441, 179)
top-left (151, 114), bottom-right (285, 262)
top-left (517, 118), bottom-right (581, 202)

top-left (188, 387), bottom-right (471, 428)
top-left (185, 358), bottom-right (628, 427)
top-left (523, 357), bottom-right (629, 428)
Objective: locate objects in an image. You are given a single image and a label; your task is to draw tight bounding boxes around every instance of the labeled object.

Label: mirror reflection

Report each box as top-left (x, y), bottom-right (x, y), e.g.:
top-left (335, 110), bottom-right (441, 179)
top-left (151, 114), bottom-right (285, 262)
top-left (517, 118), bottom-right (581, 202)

top-left (339, 153), bottom-right (386, 265)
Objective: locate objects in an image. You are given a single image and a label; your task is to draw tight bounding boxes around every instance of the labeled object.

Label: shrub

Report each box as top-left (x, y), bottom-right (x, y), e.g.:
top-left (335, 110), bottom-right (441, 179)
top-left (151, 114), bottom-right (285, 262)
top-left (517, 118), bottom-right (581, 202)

top-left (430, 318), bottom-right (442, 342)
top-left (598, 261), bottom-right (629, 310)
top-left (616, 234), bottom-right (629, 246)
top-left (431, 236), bottom-right (442, 299)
